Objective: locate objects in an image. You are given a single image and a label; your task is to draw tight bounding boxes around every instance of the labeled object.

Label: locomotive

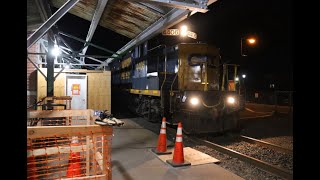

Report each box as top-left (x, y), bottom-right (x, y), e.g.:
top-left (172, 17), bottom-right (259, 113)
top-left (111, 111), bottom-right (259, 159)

top-left (110, 42), bottom-right (244, 134)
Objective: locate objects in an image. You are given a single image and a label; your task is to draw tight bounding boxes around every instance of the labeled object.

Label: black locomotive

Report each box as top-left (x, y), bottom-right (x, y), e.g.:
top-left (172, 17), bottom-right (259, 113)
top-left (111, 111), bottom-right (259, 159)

top-left (111, 42), bottom-right (244, 134)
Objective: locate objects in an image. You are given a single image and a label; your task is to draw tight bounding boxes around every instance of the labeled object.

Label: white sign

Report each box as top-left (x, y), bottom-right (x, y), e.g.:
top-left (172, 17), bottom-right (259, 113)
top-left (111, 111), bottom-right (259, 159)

top-left (162, 29), bottom-right (180, 36)
top-left (162, 29), bottom-right (197, 39)
top-left (187, 31), bottom-right (197, 39)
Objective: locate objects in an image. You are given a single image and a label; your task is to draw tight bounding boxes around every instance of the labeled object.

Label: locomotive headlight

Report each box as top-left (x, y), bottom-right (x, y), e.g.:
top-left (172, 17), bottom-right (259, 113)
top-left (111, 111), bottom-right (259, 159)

top-left (227, 96), bottom-right (236, 104)
top-left (190, 97), bottom-right (199, 106)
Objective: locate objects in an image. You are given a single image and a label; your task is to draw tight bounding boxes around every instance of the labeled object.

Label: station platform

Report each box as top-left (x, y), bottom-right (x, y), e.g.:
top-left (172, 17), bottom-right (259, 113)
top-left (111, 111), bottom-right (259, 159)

top-left (111, 118), bottom-right (243, 180)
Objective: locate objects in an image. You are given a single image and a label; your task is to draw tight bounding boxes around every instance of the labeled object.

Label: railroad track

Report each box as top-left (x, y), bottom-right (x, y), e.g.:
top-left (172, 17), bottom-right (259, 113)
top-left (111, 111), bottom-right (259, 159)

top-left (166, 127), bottom-right (293, 180)
top-left (238, 135), bottom-right (293, 155)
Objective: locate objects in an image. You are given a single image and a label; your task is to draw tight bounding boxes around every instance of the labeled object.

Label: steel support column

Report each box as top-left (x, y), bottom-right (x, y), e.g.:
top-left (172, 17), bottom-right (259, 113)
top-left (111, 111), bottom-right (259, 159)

top-left (47, 31), bottom-right (55, 104)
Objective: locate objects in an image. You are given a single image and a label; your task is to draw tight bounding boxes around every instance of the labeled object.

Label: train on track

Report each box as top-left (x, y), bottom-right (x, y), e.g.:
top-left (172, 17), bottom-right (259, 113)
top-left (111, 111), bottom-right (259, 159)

top-left (110, 42), bottom-right (244, 134)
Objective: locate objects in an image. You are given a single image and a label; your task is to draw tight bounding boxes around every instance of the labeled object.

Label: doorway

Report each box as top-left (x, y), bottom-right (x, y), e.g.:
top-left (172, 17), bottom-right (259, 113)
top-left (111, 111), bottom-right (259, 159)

top-left (66, 74), bottom-right (87, 109)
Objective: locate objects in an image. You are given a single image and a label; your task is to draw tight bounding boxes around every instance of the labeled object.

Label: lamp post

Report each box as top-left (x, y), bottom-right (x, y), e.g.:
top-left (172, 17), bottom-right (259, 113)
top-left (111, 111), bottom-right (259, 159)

top-left (240, 37), bottom-right (246, 56)
top-left (240, 36), bottom-right (256, 104)
top-left (242, 74), bottom-right (246, 102)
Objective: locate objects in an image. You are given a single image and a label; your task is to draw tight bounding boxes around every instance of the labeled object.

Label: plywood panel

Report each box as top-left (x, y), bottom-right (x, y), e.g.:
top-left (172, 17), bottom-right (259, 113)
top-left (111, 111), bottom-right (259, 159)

top-left (37, 68), bottom-right (111, 111)
top-left (37, 68), bottom-right (66, 110)
top-left (37, 69), bottom-right (47, 101)
top-left (157, 147), bottom-right (220, 165)
top-left (87, 71), bottom-right (111, 111)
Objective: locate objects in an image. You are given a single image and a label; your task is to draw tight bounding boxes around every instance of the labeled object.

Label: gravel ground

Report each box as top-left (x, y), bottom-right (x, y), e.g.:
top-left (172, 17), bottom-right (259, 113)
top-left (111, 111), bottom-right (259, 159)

top-left (259, 136), bottom-right (293, 150)
top-left (223, 141), bottom-right (293, 171)
top-left (203, 135), bottom-right (293, 170)
top-left (192, 145), bottom-right (283, 180)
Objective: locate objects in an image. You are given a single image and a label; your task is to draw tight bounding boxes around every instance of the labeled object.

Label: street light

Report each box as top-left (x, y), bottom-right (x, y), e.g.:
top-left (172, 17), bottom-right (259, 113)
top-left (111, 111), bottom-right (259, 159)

top-left (242, 74), bottom-right (246, 78)
top-left (241, 37), bottom-right (256, 56)
top-left (247, 38), bottom-right (256, 44)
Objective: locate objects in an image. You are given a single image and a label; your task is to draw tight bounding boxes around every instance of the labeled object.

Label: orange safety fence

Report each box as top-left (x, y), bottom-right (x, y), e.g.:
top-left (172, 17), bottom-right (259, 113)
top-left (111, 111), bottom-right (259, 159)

top-left (27, 109), bottom-right (112, 180)
top-left (27, 109), bottom-right (95, 126)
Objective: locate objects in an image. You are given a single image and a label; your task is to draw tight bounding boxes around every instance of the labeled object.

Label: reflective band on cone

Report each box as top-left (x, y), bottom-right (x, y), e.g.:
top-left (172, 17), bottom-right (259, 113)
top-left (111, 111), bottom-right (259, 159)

top-left (161, 122), bottom-right (166, 128)
top-left (177, 127), bottom-right (182, 135)
top-left (175, 137), bottom-right (183, 142)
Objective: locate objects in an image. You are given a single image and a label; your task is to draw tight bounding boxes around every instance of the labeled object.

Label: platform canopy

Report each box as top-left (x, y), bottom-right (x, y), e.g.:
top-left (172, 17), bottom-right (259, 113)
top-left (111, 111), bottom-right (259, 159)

top-left (27, 0), bottom-right (217, 69)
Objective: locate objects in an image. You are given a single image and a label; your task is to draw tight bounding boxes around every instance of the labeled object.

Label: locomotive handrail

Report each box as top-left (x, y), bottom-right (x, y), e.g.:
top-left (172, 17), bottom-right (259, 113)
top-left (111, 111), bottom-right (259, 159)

top-left (169, 72), bottom-right (179, 113)
top-left (160, 45), bottom-right (167, 113)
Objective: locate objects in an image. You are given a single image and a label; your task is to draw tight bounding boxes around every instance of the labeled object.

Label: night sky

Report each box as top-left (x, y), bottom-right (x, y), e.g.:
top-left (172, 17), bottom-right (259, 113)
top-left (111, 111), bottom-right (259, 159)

top-left (54, 0), bottom-right (293, 91)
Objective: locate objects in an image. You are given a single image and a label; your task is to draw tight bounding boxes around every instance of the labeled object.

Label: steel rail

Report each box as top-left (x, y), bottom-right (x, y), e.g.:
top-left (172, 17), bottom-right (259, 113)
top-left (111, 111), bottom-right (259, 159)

top-left (166, 127), bottom-right (292, 179)
top-left (239, 135), bottom-right (293, 155)
top-left (188, 137), bottom-right (293, 180)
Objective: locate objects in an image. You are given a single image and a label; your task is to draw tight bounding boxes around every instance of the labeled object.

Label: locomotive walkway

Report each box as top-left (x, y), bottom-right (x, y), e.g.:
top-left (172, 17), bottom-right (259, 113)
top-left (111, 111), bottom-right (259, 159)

top-left (111, 118), bottom-right (243, 180)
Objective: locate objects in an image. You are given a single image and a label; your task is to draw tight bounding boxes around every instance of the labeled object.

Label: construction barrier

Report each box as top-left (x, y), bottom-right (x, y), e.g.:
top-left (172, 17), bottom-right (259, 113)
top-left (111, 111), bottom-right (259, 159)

top-left (27, 109), bottom-right (112, 180)
top-left (27, 109), bottom-right (95, 126)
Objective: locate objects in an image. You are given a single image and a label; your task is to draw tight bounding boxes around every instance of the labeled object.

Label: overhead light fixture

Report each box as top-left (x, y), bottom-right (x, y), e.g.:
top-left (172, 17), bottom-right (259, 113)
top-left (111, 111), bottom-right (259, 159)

top-left (51, 44), bottom-right (61, 57)
top-left (65, 64), bottom-right (70, 69)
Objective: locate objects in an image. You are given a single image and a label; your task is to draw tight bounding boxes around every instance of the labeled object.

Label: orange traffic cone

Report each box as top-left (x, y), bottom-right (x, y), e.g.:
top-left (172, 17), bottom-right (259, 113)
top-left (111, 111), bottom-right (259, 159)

top-left (152, 117), bottom-right (172, 155)
top-left (166, 122), bottom-right (191, 167)
top-left (66, 137), bottom-right (83, 178)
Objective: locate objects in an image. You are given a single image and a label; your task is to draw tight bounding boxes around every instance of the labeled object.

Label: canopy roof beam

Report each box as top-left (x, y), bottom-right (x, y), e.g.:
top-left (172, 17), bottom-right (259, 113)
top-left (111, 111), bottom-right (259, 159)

top-left (124, 0), bottom-right (208, 13)
top-left (81, 0), bottom-right (109, 61)
top-left (103, 0), bottom-right (217, 66)
top-left (27, 0), bottom-right (80, 49)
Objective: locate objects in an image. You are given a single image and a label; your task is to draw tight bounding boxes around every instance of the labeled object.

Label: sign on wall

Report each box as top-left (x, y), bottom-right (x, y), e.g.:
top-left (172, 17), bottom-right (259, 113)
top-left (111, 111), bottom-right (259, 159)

top-left (72, 84), bottom-right (80, 95)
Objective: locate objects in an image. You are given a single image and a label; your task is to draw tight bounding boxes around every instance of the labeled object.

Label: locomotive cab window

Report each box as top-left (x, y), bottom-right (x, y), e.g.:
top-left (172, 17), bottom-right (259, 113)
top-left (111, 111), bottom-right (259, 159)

top-left (188, 54), bottom-right (215, 66)
top-left (187, 54), bottom-right (219, 90)
top-left (188, 54), bottom-right (211, 83)
top-left (188, 54), bottom-right (208, 66)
